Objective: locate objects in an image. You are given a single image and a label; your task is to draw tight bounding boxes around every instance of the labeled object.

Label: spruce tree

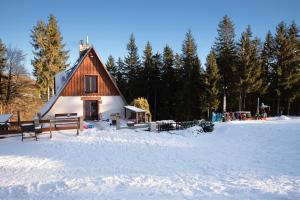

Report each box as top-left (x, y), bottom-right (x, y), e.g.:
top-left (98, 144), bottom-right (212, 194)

top-left (204, 50), bottom-right (221, 118)
top-left (173, 53), bottom-right (184, 120)
top-left (0, 39), bottom-right (7, 111)
top-left (261, 31), bottom-right (276, 112)
top-left (283, 21), bottom-right (300, 114)
top-left (31, 20), bottom-right (48, 99)
top-left (115, 57), bottom-right (127, 95)
top-left (237, 26), bottom-right (263, 111)
top-left (213, 15), bottom-right (238, 111)
top-left (31, 14), bottom-right (69, 101)
top-left (160, 45), bottom-right (175, 119)
top-left (141, 42), bottom-right (153, 101)
top-left (106, 55), bottom-right (117, 78)
top-left (179, 30), bottom-right (203, 120)
top-left (273, 22), bottom-right (291, 115)
top-left (150, 53), bottom-right (162, 120)
top-left (0, 39), bottom-right (6, 76)
top-left (123, 33), bottom-right (141, 101)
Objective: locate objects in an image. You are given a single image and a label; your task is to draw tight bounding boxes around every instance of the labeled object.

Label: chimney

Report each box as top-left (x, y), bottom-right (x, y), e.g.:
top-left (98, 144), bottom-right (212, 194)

top-left (79, 36), bottom-right (90, 56)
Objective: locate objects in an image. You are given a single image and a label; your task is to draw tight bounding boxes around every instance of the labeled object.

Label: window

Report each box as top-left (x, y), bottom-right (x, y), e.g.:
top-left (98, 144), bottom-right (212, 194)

top-left (85, 75), bottom-right (98, 93)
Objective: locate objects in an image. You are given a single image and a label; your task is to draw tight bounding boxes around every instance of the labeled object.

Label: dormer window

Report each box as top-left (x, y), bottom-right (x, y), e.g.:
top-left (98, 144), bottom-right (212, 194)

top-left (85, 75), bottom-right (98, 93)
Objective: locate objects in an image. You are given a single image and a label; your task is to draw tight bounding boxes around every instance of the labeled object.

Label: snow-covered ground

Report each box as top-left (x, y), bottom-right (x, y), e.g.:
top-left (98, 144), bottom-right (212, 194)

top-left (0, 117), bottom-right (300, 199)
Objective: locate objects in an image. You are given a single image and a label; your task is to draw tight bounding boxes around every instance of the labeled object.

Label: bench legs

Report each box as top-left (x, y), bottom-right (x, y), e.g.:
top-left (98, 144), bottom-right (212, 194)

top-left (22, 131), bottom-right (38, 142)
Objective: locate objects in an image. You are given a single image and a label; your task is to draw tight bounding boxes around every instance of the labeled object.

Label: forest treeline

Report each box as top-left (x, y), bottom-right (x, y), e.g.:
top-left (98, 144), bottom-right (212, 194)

top-left (1, 15), bottom-right (300, 120)
top-left (106, 16), bottom-right (300, 120)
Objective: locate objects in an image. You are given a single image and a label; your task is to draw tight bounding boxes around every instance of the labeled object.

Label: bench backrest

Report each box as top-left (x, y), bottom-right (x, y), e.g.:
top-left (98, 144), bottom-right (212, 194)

top-left (55, 113), bottom-right (77, 118)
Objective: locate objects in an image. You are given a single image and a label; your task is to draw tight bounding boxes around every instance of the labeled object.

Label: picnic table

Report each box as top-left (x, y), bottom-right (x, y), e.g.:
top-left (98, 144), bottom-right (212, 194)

top-left (49, 116), bottom-right (80, 138)
top-left (0, 114), bottom-right (12, 131)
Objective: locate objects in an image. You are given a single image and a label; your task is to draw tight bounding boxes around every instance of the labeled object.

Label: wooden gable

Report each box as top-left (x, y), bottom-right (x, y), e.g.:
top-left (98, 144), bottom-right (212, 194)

top-left (61, 48), bottom-right (119, 96)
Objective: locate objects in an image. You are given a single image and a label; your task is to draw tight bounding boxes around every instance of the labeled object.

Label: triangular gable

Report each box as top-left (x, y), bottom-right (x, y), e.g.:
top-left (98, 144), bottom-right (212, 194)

top-left (40, 46), bottom-right (126, 117)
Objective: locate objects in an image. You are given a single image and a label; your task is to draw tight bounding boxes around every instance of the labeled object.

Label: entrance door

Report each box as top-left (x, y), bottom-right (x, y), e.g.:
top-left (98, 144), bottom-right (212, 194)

top-left (84, 100), bottom-right (98, 120)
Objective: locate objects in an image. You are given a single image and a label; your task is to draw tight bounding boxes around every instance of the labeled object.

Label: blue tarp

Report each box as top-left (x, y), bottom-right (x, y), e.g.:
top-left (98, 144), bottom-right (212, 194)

top-left (212, 112), bottom-right (223, 122)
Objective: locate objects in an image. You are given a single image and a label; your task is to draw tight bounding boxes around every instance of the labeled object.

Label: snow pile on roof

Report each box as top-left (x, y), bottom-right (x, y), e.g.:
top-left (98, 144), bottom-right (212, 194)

top-left (124, 105), bottom-right (145, 112)
top-left (39, 95), bottom-right (57, 117)
top-left (0, 118), bottom-right (300, 199)
top-left (54, 71), bottom-right (67, 93)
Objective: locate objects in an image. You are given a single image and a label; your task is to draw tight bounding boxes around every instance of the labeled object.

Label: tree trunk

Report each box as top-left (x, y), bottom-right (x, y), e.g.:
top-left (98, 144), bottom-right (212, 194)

top-left (276, 95), bottom-right (280, 116)
top-left (47, 86), bottom-right (50, 101)
top-left (5, 69), bottom-right (12, 106)
top-left (243, 94), bottom-right (246, 111)
top-left (52, 86), bottom-right (54, 97)
top-left (207, 107), bottom-right (210, 120)
top-left (287, 99), bottom-right (291, 116)
top-left (238, 92), bottom-right (242, 111)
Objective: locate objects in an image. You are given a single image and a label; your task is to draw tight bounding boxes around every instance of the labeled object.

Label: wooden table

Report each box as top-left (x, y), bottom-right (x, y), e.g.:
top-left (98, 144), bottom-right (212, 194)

top-left (21, 123), bottom-right (41, 141)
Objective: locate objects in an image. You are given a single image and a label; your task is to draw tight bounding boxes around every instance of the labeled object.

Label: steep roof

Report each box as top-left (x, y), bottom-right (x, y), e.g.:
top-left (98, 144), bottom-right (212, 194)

top-left (40, 46), bottom-right (127, 117)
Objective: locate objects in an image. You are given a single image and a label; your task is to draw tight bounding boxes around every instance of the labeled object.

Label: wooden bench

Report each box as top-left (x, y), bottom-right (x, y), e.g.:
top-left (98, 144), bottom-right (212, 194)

top-left (49, 116), bottom-right (80, 138)
top-left (55, 113), bottom-right (78, 118)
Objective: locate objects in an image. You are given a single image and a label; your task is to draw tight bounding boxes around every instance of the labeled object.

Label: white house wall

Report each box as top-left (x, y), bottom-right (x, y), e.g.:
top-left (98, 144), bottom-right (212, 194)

top-left (43, 96), bottom-right (83, 119)
top-left (100, 96), bottom-right (125, 119)
top-left (42, 96), bottom-right (125, 120)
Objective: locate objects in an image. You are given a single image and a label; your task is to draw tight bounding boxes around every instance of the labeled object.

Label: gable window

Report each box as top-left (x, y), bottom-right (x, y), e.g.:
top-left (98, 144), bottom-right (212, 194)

top-left (85, 75), bottom-right (98, 93)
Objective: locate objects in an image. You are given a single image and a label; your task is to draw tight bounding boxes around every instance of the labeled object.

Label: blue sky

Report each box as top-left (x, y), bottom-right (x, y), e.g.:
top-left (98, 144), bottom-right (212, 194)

top-left (1, 0), bottom-right (300, 74)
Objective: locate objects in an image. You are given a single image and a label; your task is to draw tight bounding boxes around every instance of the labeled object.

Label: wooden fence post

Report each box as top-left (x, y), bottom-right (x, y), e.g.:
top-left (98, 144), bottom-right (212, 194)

top-left (79, 116), bottom-right (83, 131)
top-left (17, 111), bottom-right (21, 126)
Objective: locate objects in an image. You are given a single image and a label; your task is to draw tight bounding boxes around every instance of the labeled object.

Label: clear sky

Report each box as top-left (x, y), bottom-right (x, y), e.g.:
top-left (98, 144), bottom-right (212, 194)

top-left (1, 0), bottom-right (300, 74)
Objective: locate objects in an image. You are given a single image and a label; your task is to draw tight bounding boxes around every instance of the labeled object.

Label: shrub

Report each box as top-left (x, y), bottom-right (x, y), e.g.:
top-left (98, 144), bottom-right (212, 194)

top-left (131, 97), bottom-right (152, 120)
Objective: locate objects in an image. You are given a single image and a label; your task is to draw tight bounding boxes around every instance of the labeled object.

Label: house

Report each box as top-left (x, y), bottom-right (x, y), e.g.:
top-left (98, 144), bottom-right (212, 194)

top-left (39, 43), bottom-right (126, 120)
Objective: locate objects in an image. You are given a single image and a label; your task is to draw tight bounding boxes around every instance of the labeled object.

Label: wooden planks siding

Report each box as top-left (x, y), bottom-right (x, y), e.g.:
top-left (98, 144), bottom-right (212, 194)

top-left (61, 49), bottom-right (119, 96)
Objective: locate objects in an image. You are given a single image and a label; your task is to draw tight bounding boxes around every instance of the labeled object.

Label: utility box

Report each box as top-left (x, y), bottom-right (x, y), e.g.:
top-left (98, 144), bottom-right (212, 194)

top-left (149, 122), bottom-right (157, 132)
top-left (116, 113), bottom-right (121, 130)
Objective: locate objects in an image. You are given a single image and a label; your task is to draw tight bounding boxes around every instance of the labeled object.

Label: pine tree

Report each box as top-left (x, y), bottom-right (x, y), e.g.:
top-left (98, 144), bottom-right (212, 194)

top-left (114, 57), bottom-right (127, 96)
top-left (204, 50), bottom-right (221, 118)
top-left (283, 21), bottom-right (300, 114)
top-left (106, 55), bottom-right (117, 78)
top-left (150, 53), bottom-right (162, 120)
top-left (0, 39), bottom-right (6, 76)
top-left (273, 22), bottom-right (292, 115)
top-left (160, 45), bottom-right (175, 119)
top-left (31, 20), bottom-right (48, 99)
top-left (141, 42), bottom-right (153, 101)
top-left (178, 30), bottom-right (203, 120)
top-left (123, 33), bottom-right (141, 101)
top-left (237, 26), bottom-right (263, 111)
top-left (46, 14), bottom-right (69, 96)
top-left (213, 15), bottom-right (238, 111)
top-left (0, 39), bottom-right (7, 112)
top-left (261, 31), bottom-right (276, 113)
top-left (31, 14), bottom-right (69, 101)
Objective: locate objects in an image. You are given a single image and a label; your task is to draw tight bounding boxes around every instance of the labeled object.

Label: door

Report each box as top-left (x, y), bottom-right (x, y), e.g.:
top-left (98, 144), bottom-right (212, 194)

top-left (84, 100), bottom-right (98, 120)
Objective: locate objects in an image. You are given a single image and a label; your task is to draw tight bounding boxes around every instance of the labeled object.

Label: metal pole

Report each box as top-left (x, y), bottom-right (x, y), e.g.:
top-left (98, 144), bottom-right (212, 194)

top-left (257, 97), bottom-right (260, 115)
top-left (223, 94), bottom-right (226, 113)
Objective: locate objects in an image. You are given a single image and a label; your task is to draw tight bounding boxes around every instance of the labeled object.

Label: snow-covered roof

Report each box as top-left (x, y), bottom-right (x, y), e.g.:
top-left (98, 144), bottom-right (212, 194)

top-left (124, 105), bottom-right (146, 113)
top-left (0, 114), bottom-right (12, 123)
top-left (39, 95), bottom-right (57, 117)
